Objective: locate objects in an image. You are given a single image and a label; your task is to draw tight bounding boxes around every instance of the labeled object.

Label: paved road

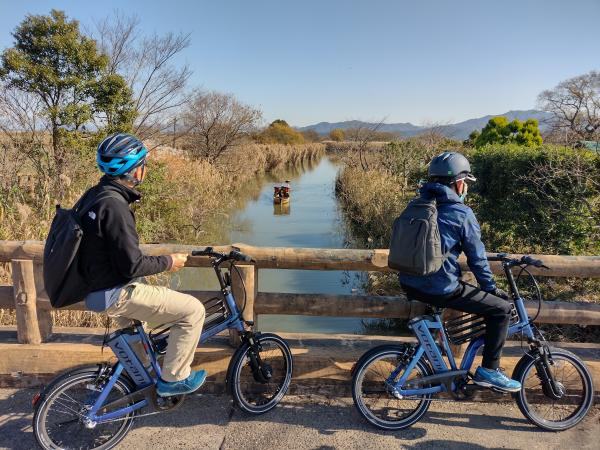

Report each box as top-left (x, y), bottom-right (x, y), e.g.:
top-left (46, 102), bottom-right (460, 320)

top-left (1, 389), bottom-right (598, 449)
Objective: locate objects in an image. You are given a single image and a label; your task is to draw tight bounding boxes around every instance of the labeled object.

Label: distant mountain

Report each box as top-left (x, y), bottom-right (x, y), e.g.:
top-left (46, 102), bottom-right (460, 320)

top-left (300, 120), bottom-right (423, 136)
top-left (298, 110), bottom-right (553, 140)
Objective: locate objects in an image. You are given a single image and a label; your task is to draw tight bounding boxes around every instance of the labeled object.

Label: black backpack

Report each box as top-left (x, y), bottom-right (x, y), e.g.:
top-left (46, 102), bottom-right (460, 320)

top-left (43, 189), bottom-right (125, 308)
top-left (387, 197), bottom-right (447, 276)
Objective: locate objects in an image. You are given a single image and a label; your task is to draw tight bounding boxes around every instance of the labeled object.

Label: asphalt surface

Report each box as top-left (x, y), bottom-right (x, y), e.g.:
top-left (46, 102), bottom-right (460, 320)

top-left (0, 389), bottom-right (598, 449)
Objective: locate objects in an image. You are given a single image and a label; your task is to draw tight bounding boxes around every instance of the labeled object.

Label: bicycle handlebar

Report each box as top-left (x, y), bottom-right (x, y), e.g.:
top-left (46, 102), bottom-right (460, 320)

top-left (487, 253), bottom-right (549, 269)
top-left (191, 247), bottom-right (253, 263)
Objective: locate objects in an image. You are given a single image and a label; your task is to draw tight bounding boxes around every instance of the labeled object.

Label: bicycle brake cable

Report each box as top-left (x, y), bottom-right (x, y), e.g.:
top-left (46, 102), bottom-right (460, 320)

top-left (230, 261), bottom-right (248, 316)
top-left (516, 264), bottom-right (543, 323)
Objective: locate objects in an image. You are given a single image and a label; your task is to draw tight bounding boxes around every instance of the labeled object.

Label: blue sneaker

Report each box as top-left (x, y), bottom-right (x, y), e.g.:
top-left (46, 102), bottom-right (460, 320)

top-left (156, 370), bottom-right (207, 397)
top-left (473, 367), bottom-right (521, 392)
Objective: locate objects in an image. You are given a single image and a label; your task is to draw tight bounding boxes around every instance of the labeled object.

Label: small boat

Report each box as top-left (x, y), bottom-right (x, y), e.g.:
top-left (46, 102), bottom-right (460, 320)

top-left (273, 195), bottom-right (290, 205)
top-left (273, 181), bottom-right (291, 204)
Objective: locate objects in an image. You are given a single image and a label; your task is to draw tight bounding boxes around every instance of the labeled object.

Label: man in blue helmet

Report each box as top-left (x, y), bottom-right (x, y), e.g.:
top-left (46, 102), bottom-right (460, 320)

top-left (78, 132), bottom-right (207, 397)
top-left (399, 151), bottom-right (521, 392)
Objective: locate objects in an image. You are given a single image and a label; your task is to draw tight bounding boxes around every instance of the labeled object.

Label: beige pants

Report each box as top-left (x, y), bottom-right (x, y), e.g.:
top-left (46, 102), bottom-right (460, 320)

top-left (105, 282), bottom-right (205, 382)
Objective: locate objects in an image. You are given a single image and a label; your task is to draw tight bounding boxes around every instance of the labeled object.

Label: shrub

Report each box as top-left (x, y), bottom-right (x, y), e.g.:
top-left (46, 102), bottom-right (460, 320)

top-left (255, 120), bottom-right (305, 145)
top-left (471, 144), bottom-right (600, 255)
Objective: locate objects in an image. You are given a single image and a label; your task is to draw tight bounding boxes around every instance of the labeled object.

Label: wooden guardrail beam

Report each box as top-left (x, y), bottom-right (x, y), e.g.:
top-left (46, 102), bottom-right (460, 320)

top-left (1, 241), bottom-right (599, 277)
top-left (3, 286), bottom-right (598, 326)
top-left (253, 293), bottom-right (600, 326)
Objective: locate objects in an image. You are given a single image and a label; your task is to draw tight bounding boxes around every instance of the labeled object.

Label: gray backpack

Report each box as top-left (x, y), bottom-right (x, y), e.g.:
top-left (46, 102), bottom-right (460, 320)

top-left (387, 197), bottom-right (446, 275)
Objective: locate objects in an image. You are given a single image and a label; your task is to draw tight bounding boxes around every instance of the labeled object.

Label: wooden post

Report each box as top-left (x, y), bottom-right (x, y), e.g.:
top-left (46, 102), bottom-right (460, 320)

top-left (33, 263), bottom-right (53, 340)
top-left (229, 265), bottom-right (258, 346)
top-left (11, 259), bottom-right (42, 344)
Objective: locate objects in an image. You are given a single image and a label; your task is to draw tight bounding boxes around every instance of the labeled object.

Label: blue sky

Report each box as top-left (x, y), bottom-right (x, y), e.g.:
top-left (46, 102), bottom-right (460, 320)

top-left (0, 0), bottom-right (598, 126)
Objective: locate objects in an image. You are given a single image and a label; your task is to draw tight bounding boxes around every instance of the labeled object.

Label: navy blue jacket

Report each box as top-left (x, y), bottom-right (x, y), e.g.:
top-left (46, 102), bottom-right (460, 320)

top-left (399, 182), bottom-right (496, 296)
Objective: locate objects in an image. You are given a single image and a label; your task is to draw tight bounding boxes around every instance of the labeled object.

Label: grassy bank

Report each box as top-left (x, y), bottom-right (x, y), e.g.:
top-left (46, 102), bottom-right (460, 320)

top-left (0, 142), bottom-right (324, 327)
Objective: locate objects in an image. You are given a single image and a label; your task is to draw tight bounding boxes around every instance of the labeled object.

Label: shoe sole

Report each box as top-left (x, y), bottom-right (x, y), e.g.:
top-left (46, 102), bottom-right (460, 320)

top-left (472, 379), bottom-right (521, 393)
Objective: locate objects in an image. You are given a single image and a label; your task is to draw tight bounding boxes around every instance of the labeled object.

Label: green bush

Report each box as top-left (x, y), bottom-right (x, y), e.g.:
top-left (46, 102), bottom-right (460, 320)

top-left (471, 144), bottom-right (600, 255)
top-left (468, 117), bottom-right (543, 148)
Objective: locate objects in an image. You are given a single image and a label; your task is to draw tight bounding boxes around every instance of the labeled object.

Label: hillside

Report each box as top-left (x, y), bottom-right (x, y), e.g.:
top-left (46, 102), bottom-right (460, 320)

top-left (298, 110), bottom-right (552, 140)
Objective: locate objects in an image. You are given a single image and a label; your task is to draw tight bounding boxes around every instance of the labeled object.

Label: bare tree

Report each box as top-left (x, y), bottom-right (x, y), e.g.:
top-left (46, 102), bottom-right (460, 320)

top-left (537, 71), bottom-right (600, 145)
top-left (0, 84), bottom-right (52, 203)
top-left (93, 13), bottom-right (192, 144)
top-left (183, 91), bottom-right (262, 163)
top-left (345, 120), bottom-right (387, 171)
top-left (414, 122), bottom-right (460, 157)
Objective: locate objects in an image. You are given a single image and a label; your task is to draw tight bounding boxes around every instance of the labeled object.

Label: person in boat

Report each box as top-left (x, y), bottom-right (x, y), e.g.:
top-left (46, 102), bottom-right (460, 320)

top-left (282, 180), bottom-right (291, 198)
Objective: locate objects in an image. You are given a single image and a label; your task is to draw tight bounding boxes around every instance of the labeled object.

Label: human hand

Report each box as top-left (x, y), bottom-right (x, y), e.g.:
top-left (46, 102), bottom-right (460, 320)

top-left (168, 253), bottom-right (188, 272)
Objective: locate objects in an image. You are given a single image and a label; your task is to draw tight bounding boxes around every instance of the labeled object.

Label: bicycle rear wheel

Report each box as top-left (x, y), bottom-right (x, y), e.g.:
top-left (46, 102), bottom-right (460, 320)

top-left (352, 345), bottom-right (432, 430)
top-left (33, 365), bottom-right (136, 450)
top-left (227, 333), bottom-right (293, 414)
top-left (513, 347), bottom-right (594, 431)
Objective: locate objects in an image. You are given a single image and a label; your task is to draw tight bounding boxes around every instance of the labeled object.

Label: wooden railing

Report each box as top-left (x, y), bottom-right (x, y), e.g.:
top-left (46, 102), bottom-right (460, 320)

top-left (1, 240), bottom-right (600, 346)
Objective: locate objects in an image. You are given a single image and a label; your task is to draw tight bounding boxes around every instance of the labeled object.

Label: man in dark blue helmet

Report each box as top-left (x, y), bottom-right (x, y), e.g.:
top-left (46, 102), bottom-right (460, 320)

top-left (399, 151), bottom-right (521, 392)
top-left (78, 133), bottom-right (207, 397)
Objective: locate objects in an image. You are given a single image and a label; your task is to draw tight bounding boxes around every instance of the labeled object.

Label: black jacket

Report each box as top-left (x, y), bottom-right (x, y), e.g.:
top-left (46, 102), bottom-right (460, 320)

top-left (78, 176), bottom-right (171, 291)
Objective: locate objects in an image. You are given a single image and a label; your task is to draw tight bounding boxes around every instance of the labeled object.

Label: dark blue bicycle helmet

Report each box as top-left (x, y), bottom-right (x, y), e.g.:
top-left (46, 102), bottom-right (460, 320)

top-left (97, 133), bottom-right (148, 177)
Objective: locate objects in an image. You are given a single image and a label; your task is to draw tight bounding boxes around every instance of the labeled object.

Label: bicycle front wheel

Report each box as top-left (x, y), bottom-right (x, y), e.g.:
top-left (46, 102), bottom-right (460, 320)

top-left (33, 365), bottom-right (136, 450)
top-left (513, 347), bottom-right (594, 431)
top-left (227, 333), bottom-right (293, 414)
top-left (352, 345), bottom-right (433, 430)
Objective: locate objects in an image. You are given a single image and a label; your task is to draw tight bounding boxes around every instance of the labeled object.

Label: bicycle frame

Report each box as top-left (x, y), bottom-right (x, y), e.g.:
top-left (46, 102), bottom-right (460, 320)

top-left (390, 263), bottom-right (537, 398)
top-left (86, 260), bottom-right (246, 424)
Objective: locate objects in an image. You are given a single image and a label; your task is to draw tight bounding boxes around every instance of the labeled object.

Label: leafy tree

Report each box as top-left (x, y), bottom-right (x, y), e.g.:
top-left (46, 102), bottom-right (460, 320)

top-left (0, 10), bottom-right (134, 187)
top-left (257, 120), bottom-right (305, 145)
top-left (329, 128), bottom-right (345, 141)
top-left (473, 116), bottom-right (542, 148)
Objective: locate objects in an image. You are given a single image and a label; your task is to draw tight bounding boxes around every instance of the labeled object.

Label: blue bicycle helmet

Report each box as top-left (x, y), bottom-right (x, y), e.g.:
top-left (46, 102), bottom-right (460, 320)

top-left (97, 133), bottom-right (148, 177)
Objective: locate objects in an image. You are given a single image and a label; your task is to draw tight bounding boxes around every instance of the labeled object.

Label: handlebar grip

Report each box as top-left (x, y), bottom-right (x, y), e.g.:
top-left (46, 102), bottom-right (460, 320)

top-left (521, 255), bottom-right (545, 267)
top-left (191, 246), bottom-right (214, 257)
top-left (230, 250), bottom-right (253, 262)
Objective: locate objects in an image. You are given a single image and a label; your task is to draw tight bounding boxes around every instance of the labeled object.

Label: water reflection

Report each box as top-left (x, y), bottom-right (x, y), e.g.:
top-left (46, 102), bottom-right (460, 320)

top-left (273, 202), bottom-right (291, 215)
top-left (176, 157), bottom-right (367, 334)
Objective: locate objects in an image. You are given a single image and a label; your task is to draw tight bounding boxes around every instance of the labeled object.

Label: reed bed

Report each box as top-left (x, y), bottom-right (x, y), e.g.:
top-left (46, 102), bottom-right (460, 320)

top-left (0, 143), bottom-right (324, 327)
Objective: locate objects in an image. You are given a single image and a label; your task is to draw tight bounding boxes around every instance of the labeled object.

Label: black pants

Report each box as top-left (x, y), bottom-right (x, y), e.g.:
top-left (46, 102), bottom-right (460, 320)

top-left (403, 282), bottom-right (512, 370)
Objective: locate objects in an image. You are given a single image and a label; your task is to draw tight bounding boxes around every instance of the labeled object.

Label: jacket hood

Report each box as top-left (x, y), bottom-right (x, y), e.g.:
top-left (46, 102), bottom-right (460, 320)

top-left (99, 175), bottom-right (141, 204)
top-left (420, 182), bottom-right (463, 204)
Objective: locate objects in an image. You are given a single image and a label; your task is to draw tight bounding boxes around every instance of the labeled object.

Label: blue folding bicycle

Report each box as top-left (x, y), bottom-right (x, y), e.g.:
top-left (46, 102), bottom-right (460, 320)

top-left (352, 254), bottom-right (594, 431)
top-left (32, 248), bottom-right (293, 450)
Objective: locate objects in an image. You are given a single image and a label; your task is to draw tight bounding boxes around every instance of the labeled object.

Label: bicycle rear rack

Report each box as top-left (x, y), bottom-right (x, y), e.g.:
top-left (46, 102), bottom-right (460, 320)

top-left (443, 304), bottom-right (519, 345)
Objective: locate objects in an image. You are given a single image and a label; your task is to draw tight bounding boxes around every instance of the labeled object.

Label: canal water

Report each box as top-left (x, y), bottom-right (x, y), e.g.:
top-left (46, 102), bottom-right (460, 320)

top-left (175, 157), bottom-right (369, 334)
